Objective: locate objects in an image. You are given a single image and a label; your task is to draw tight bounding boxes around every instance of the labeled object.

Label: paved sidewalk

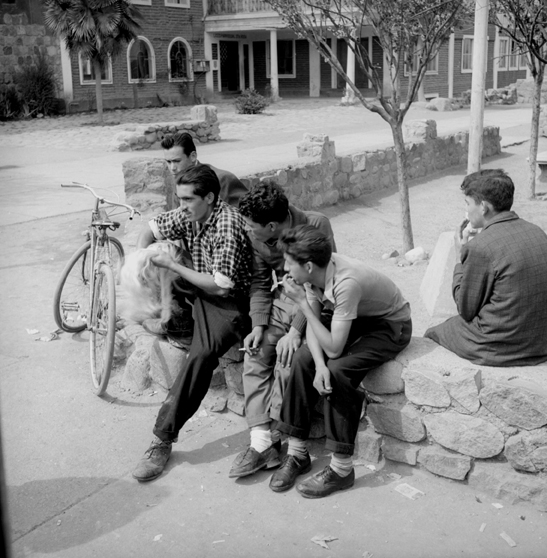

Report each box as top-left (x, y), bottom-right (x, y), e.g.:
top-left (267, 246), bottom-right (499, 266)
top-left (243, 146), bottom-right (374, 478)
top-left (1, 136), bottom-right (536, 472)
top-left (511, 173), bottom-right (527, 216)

top-left (1, 100), bottom-right (546, 558)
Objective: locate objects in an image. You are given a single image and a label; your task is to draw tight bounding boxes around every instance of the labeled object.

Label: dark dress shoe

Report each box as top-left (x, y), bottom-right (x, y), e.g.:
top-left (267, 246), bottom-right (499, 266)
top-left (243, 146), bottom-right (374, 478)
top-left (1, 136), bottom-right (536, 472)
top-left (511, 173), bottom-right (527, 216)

top-left (269, 453), bottom-right (311, 492)
top-left (296, 465), bottom-right (355, 498)
top-left (229, 442), bottom-right (281, 478)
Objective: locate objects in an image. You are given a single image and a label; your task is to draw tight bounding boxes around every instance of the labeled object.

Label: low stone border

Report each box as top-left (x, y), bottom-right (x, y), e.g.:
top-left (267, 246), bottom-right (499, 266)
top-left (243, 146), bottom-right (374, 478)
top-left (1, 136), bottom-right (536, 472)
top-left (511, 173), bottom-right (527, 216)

top-left (109, 105), bottom-right (220, 152)
top-left (357, 336), bottom-right (547, 511)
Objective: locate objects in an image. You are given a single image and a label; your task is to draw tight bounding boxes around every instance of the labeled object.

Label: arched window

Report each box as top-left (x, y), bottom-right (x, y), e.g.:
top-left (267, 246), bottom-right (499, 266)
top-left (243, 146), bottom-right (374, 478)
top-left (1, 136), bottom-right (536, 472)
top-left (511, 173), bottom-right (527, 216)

top-left (127, 37), bottom-right (155, 82)
top-left (168, 38), bottom-right (193, 81)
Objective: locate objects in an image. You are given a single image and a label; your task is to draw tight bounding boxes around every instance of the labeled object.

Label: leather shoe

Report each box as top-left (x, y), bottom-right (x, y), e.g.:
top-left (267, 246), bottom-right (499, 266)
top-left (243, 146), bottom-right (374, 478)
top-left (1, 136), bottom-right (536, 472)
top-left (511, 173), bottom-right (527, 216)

top-left (229, 441), bottom-right (281, 478)
top-left (132, 438), bottom-right (173, 482)
top-left (269, 453), bottom-right (311, 493)
top-left (296, 465), bottom-right (355, 499)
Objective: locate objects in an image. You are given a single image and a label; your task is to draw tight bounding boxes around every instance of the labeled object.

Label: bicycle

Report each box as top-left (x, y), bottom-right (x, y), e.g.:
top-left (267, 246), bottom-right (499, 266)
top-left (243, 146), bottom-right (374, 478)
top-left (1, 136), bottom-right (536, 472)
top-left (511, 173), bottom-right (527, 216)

top-left (53, 183), bottom-right (140, 396)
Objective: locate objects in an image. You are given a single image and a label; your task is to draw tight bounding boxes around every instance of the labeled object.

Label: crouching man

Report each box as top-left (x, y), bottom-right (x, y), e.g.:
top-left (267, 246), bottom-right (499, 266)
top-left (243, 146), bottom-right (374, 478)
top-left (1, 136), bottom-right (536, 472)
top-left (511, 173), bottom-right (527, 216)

top-left (271, 225), bottom-right (412, 498)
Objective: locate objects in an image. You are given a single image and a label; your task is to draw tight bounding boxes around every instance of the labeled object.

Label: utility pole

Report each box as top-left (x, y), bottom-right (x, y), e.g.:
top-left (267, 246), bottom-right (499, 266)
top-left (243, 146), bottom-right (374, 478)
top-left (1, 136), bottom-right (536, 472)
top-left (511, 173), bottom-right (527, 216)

top-left (467, 0), bottom-right (490, 174)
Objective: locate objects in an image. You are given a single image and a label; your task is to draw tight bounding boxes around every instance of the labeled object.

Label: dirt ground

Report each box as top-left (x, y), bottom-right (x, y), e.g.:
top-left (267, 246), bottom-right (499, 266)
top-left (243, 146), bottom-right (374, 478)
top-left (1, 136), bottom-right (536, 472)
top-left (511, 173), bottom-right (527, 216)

top-left (1, 100), bottom-right (547, 558)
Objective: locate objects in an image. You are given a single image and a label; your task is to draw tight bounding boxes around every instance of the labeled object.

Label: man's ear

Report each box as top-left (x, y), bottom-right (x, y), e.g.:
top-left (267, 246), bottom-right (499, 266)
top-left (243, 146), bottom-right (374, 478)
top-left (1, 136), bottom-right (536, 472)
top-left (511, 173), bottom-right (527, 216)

top-left (190, 151), bottom-right (198, 164)
top-left (305, 261), bottom-right (314, 275)
top-left (481, 200), bottom-right (494, 216)
top-left (205, 191), bottom-right (215, 205)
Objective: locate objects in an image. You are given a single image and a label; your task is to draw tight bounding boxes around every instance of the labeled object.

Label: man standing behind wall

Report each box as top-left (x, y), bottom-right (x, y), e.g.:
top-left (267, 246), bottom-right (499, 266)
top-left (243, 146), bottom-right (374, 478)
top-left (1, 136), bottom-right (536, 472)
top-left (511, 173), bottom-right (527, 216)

top-left (229, 182), bottom-right (336, 479)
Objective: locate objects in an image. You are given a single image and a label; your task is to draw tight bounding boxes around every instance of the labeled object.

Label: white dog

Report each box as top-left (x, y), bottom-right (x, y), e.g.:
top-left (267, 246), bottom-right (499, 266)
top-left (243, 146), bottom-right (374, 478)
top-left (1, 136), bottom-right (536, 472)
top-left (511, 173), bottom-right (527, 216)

top-left (118, 242), bottom-right (182, 325)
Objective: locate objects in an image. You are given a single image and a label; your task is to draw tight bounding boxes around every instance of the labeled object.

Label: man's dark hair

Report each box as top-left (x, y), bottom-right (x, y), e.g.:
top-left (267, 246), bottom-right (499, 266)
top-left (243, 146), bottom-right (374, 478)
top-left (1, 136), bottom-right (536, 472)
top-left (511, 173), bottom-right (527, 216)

top-left (161, 131), bottom-right (196, 156)
top-left (461, 169), bottom-right (514, 212)
top-left (278, 224), bottom-right (332, 268)
top-left (238, 181), bottom-right (290, 225)
top-left (177, 163), bottom-right (220, 203)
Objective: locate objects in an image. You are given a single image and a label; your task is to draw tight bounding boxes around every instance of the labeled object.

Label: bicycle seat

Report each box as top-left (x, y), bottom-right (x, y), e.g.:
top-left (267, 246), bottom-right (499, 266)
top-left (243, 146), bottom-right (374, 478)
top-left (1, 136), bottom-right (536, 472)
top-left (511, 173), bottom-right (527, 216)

top-left (109, 221), bottom-right (121, 230)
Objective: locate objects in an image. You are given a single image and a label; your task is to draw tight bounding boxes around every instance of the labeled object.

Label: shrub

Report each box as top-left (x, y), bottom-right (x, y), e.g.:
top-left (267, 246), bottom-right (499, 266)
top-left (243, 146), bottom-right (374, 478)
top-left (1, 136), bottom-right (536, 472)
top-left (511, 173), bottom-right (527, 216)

top-left (235, 88), bottom-right (268, 114)
top-left (0, 85), bottom-right (23, 121)
top-left (16, 53), bottom-right (57, 117)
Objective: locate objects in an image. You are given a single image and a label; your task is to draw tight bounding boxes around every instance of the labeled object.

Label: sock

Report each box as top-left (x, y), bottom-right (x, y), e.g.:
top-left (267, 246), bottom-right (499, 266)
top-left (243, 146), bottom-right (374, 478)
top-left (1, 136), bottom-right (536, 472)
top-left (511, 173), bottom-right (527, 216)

top-left (287, 436), bottom-right (308, 459)
top-left (330, 454), bottom-right (353, 477)
top-left (250, 428), bottom-right (272, 453)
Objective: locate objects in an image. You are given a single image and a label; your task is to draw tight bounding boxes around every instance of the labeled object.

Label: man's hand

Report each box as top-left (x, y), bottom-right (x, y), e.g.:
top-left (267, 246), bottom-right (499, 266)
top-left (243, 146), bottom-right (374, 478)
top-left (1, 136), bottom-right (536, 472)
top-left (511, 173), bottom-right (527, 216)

top-left (456, 219), bottom-right (481, 251)
top-left (243, 326), bottom-right (265, 356)
top-left (313, 364), bottom-right (333, 396)
top-left (150, 252), bottom-right (176, 270)
top-left (282, 274), bottom-right (307, 306)
top-left (276, 328), bottom-right (302, 368)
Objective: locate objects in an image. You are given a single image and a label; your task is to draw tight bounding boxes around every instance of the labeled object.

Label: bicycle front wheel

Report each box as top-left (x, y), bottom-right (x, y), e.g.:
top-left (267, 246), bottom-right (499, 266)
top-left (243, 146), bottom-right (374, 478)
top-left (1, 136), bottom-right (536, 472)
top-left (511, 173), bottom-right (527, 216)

top-left (53, 241), bottom-right (92, 332)
top-left (90, 263), bottom-right (116, 396)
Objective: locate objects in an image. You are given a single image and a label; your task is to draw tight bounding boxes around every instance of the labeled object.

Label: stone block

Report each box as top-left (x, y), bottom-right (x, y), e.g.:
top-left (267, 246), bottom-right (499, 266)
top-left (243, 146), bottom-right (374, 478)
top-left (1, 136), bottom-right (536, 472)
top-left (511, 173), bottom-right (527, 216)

top-left (340, 157), bottom-right (353, 173)
top-left (402, 367), bottom-right (451, 407)
top-left (355, 427), bottom-right (382, 463)
top-left (121, 348), bottom-right (151, 391)
top-left (361, 360), bottom-right (404, 394)
top-left (468, 461), bottom-right (547, 512)
top-left (417, 445), bottom-right (472, 480)
top-left (223, 361), bottom-right (244, 395)
top-left (210, 367), bottom-right (227, 389)
top-left (191, 104), bottom-right (218, 123)
top-left (149, 339), bottom-right (187, 391)
top-left (227, 394), bottom-right (245, 416)
top-left (381, 435), bottom-right (419, 465)
top-left (504, 427), bottom-right (547, 473)
top-left (423, 411), bottom-right (504, 458)
top-left (443, 367), bottom-right (481, 413)
top-left (367, 397), bottom-right (426, 442)
top-left (207, 395), bottom-right (228, 413)
top-left (351, 152), bottom-right (366, 172)
top-left (403, 119), bottom-right (437, 143)
top-left (480, 379), bottom-right (547, 430)
top-left (426, 97), bottom-right (453, 112)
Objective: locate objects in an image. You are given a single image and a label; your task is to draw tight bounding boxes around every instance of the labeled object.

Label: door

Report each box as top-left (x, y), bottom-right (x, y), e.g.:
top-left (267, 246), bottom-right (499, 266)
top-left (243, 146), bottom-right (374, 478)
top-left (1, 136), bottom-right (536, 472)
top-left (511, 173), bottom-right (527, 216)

top-left (220, 41), bottom-right (240, 92)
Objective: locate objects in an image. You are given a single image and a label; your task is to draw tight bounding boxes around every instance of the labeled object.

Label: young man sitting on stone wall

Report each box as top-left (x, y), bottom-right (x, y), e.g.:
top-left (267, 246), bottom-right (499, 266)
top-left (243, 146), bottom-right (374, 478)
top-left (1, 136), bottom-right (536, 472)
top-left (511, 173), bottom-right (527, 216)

top-left (229, 182), bottom-right (336, 479)
top-left (425, 169), bottom-right (547, 366)
top-left (270, 225), bottom-right (412, 498)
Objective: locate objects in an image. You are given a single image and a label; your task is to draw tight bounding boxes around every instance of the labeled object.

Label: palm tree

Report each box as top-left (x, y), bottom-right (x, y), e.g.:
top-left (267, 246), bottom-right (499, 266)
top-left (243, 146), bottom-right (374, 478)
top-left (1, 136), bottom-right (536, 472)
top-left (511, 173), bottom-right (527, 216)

top-left (43, 0), bottom-right (142, 123)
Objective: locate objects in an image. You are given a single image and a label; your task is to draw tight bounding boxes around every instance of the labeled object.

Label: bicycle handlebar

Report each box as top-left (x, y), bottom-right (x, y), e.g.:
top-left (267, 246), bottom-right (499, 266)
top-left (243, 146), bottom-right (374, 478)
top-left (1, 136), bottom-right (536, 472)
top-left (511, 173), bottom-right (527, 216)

top-left (61, 182), bottom-right (141, 220)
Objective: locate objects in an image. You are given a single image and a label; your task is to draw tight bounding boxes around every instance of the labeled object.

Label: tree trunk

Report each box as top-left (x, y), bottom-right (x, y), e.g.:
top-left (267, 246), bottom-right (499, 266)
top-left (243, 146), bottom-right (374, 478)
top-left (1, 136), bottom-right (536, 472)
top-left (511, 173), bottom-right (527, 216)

top-left (527, 65), bottom-right (545, 199)
top-left (391, 121), bottom-right (414, 253)
top-left (93, 60), bottom-right (104, 124)
top-left (418, 78), bottom-right (426, 102)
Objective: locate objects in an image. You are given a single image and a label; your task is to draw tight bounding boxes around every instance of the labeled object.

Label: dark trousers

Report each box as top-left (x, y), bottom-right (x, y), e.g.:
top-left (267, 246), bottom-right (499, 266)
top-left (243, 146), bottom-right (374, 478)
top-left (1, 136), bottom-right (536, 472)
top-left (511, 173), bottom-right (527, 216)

top-left (153, 293), bottom-right (249, 441)
top-left (276, 317), bottom-right (412, 456)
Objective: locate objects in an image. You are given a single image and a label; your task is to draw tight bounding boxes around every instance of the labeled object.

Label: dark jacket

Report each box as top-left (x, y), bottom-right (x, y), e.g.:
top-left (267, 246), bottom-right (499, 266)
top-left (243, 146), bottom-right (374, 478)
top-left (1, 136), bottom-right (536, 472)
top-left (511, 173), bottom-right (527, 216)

top-left (425, 211), bottom-right (547, 366)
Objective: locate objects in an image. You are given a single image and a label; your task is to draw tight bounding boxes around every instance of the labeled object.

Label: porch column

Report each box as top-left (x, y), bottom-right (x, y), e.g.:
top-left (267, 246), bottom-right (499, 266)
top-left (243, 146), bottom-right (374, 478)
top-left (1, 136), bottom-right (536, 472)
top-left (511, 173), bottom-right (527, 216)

top-left (269, 29), bottom-right (280, 102)
top-left (59, 39), bottom-right (73, 102)
top-left (204, 32), bottom-right (214, 96)
top-left (331, 34), bottom-right (338, 89)
top-left (249, 42), bottom-right (255, 90)
top-left (238, 41), bottom-right (245, 91)
top-left (341, 40), bottom-right (356, 104)
top-left (309, 43), bottom-right (321, 97)
top-left (448, 32), bottom-right (455, 98)
top-left (493, 26), bottom-right (500, 90)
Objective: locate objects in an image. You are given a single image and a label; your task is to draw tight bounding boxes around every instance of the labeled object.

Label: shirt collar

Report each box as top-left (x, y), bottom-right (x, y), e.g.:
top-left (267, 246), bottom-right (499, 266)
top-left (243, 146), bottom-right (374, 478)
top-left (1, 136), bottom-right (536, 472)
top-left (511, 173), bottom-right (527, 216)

top-left (483, 210), bottom-right (519, 231)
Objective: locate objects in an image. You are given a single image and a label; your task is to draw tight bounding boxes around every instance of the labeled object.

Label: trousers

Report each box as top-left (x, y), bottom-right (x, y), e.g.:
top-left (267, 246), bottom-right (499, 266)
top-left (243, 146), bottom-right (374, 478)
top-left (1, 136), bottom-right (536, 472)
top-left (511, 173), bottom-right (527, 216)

top-left (153, 292), bottom-right (249, 441)
top-left (242, 291), bottom-right (298, 428)
top-left (276, 317), bottom-right (412, 456)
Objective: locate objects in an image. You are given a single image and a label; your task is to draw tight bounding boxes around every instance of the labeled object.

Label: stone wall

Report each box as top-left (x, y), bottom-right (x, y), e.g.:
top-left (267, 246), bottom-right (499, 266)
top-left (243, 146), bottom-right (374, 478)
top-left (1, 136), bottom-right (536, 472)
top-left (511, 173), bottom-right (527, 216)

top-left (122, 117), bottom-right (501, 216)
top-left (0, 12), bottom-right (62, 92)
top-left (109, 105), bottom-right (220, 152)
top-left (358, 337), bottom-right (547, 512)
top-left (515, 78), bottom-right (547, 104)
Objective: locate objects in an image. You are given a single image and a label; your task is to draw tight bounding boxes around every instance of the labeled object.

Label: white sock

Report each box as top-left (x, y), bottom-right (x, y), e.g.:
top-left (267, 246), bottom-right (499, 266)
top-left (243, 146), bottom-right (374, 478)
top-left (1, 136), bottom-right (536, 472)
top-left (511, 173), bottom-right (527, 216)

top-left (330, 454), bottom-right (353, 477)
top-left (288, 436), bottom-right (308, 458)
top-left (250, 429), bottom-right (272, 453)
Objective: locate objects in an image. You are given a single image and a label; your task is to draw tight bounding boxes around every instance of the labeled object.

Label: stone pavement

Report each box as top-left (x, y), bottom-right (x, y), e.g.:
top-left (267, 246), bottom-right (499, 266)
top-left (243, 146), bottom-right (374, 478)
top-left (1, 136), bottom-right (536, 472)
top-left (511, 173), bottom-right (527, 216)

top-left (1, 100), bottom-right (547, 558)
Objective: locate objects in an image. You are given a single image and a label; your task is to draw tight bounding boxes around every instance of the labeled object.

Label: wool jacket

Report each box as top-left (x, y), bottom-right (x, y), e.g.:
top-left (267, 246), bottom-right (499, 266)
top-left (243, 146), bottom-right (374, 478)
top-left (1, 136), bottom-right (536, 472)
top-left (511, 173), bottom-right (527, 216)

top-left (425, 211), bottom-right (547, 366)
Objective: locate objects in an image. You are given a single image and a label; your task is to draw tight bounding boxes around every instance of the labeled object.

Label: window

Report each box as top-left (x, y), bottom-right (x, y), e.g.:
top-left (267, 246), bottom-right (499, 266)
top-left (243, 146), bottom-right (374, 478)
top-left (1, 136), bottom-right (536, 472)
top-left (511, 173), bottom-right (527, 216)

top-left (165, 0), bottom-right (190, 7)
top-left (168, 38), bottom-right (193, 81)
top-left (79, 54), bottom-right (112, 85)
top-left (519, 51), bottom-right (528, 70)
top-left (128, 37), bottom-right (155, 82)
top-left (404, 48), bottom-right (439, 76)
top-left (461, 36), bottom-right (473, 72)
top-left (508, 40), bottom-right (519, 70)
top-left (498, 37), bottom-right (508, 70)
top-left (266, 39), bottom-right (295, 78)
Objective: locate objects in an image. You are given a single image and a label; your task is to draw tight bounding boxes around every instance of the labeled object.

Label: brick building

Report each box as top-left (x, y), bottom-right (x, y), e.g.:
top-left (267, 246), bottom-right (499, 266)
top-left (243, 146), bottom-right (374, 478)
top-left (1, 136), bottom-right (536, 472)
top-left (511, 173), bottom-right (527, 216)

top-left (0, 0), bottom-right (530, 112)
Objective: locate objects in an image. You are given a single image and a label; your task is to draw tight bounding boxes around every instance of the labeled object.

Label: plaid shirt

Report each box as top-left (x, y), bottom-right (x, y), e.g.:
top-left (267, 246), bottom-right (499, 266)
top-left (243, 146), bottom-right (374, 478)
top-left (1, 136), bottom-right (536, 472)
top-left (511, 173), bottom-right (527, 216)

top-left (151, 200), bottom-right (252, 297)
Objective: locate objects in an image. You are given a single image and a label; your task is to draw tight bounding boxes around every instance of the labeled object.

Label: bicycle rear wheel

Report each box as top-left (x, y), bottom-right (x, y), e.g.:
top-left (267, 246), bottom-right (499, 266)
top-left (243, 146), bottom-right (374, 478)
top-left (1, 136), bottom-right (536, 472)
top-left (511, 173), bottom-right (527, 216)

top-left (53, 241), bottom-right (92, 332)
top-left (90, 263), bottom-right (116, 396)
